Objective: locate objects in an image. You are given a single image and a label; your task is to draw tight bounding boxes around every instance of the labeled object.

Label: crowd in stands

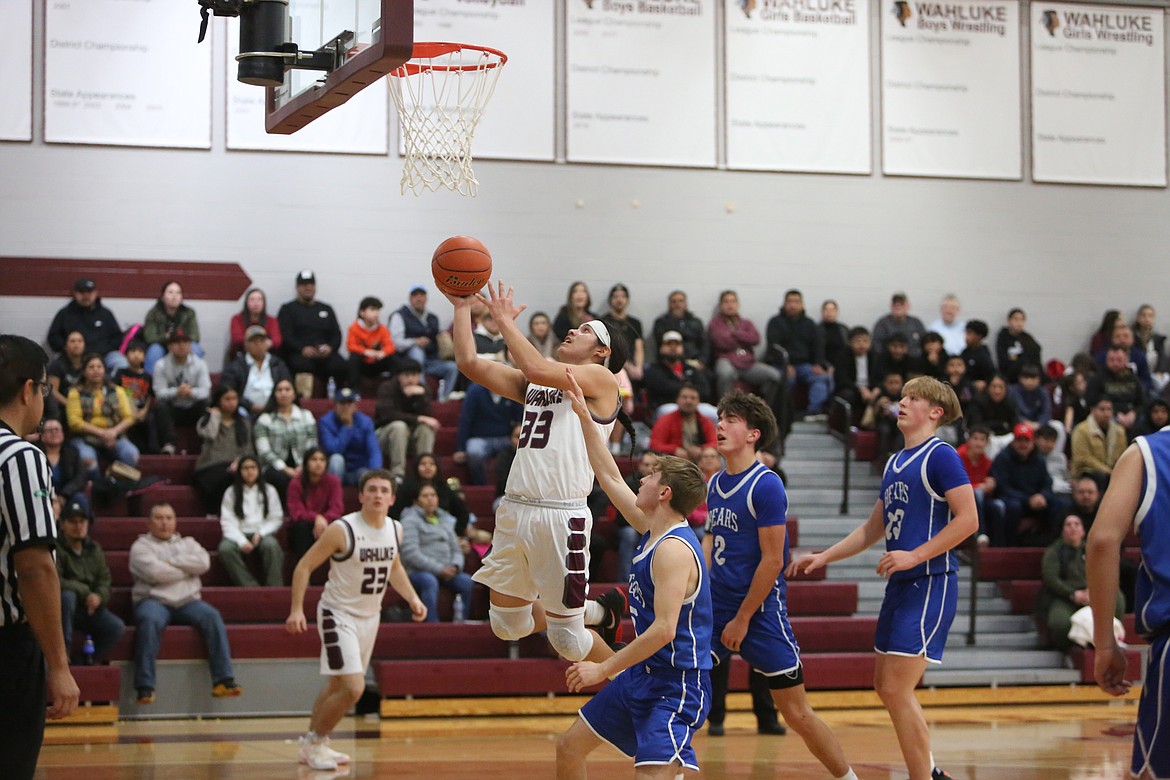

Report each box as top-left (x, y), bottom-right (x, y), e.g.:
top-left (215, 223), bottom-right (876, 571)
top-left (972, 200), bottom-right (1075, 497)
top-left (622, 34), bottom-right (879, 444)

top-left (18, 272), bottom-right (1170, 677)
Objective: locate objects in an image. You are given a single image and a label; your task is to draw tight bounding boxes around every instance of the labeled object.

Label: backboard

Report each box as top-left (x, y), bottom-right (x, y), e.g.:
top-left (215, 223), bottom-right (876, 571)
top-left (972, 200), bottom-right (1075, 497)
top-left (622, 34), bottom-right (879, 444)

top-left (263, 0), bottom-right (413, 134)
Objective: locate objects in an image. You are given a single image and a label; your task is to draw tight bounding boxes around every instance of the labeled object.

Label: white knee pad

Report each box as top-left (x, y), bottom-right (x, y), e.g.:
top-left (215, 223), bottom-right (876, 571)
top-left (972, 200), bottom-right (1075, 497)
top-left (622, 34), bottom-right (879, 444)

top-left (488, 603), bottom-right (535, 642)
top-left (545, 615), bottom-right (593, 662)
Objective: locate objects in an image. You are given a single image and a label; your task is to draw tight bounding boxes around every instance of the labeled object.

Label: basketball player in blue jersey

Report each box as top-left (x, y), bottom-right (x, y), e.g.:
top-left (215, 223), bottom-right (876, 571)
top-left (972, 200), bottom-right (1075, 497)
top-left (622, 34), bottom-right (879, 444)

top-left (791, 376), bottom-right (976, 780)
top-left (556, 367), bottom-right (712, 780)
top-left (444, 283), bottom-right (630, 665)
top-left (1087, 427), bottom-right (1170, 780)
top-left (286, 469), bottom-right (426, 771)
top-left (705, 390), bottom-right (859, 780)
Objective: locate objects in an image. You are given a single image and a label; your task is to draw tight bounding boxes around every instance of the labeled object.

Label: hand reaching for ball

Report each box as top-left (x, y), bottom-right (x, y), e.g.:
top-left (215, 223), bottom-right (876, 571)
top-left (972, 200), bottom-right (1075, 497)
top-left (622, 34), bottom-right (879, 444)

top-left (483, 280), bottom-right (527, 322)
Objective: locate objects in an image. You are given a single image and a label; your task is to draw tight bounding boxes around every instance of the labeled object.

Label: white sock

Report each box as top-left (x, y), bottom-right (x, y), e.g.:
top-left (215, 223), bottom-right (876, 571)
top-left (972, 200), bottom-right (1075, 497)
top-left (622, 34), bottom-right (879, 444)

top-left (835, 770), bottom-right (859, 780)
top-left (930, 751), bottom-right (937, 771)
top-left (584, 600), bottom-right (605, 626)
top-left (305, 730), bottom-right (318, 742)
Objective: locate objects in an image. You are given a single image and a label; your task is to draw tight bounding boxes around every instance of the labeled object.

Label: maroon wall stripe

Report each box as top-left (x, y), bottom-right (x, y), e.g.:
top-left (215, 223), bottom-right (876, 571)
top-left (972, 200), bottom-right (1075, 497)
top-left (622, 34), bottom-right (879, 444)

top-left (0, 258), bottom-right (252, 301)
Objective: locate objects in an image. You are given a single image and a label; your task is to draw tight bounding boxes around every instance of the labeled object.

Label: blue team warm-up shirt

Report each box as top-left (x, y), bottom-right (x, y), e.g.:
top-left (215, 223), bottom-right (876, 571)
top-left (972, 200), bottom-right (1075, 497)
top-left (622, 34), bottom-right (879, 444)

top-left (628, 523), bottom-right (713, 672)
top-left (880, 438), bottom-right (970, 581)
top-left (706, 461), bottom-right (790, 611)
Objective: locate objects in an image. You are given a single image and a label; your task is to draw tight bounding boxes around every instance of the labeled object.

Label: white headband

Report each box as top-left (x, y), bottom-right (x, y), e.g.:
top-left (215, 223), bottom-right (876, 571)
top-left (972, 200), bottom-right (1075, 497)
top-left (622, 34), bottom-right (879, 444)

top-left (584, 320), bottom-right (612, 369)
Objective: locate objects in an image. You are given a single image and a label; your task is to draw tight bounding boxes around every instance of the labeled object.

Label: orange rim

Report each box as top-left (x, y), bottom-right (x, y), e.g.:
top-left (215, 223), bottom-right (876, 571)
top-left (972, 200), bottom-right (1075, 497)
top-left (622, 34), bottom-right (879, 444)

top-left (391, 42), bottom-right (508, 76)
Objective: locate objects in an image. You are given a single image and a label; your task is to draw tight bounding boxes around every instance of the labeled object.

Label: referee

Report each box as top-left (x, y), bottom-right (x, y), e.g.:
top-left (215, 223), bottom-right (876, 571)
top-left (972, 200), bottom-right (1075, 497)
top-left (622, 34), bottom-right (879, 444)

top-left (0, 335), bottom-right (79, 779)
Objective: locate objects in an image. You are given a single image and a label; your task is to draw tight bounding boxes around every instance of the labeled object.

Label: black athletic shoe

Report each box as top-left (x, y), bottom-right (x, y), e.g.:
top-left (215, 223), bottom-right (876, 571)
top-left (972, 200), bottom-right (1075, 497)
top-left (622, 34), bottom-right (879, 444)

top-left (932, 769), bottom-right (953, 780)
top-left (757, 721), bottom-right (787, 735)
top-left (707, 723), bottom-right (724, 737)
top-left (597, 588), bottom-right (628, 649)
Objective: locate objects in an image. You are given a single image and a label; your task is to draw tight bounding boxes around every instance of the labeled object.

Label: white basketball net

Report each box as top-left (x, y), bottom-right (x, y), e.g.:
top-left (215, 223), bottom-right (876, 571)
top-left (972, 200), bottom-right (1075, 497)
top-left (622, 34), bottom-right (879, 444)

top-left (388, 43), bottom-right (506, 197)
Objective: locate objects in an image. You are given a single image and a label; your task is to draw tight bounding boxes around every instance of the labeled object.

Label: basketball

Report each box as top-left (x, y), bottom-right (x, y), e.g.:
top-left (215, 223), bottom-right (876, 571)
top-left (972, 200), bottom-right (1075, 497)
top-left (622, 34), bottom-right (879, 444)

top-left (431, 235), bottom-right (492, 297)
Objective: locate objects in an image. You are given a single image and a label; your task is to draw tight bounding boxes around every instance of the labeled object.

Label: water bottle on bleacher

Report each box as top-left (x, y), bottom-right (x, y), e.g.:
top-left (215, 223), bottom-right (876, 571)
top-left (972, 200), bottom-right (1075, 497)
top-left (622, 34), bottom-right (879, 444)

top-left (83, 634), bottom-right (95, 665)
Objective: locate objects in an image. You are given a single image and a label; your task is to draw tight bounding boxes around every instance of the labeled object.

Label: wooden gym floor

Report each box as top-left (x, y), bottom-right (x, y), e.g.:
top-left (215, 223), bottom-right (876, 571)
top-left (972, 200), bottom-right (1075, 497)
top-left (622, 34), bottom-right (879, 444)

top-left (39, 699), bottom-right (1142, 779)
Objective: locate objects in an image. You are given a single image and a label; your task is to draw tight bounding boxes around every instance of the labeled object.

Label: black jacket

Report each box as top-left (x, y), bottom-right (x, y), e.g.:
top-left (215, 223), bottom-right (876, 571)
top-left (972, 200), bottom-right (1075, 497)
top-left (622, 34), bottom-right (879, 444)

top-left (643, 358), bottom-right (713, 406)
top-left (277, 299), bottom-right (342, 357)
top-left (651, 312), bottom-right (709, 365)
top-left (47, 298), bottom-right (124, 355)
top-left (220, 353), bottom-right (292, 397)
top-left (765, 311), bottom-right (827, 370)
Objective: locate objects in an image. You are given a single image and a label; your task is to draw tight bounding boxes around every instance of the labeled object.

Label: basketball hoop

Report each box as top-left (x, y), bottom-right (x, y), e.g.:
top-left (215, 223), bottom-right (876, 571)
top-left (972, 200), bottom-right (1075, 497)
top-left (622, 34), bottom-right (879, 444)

top-left (388, 42), bottom-right (507, 197)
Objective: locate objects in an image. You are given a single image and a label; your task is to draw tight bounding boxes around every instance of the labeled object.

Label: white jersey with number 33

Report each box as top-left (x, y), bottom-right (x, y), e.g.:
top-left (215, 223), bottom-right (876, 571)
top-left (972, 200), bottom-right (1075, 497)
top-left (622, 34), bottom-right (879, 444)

top-left (321, 513), bottom-right (401, 619)
top-left (505, 382), bottom-right (618, 502)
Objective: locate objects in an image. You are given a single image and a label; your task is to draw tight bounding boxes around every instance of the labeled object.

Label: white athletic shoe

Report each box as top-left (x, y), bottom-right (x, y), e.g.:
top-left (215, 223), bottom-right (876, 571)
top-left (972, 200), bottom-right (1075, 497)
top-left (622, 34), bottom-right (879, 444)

top-left (321, 739), bottom-right (350, 764)
top-left (299, 735), bottom-right (338, 771)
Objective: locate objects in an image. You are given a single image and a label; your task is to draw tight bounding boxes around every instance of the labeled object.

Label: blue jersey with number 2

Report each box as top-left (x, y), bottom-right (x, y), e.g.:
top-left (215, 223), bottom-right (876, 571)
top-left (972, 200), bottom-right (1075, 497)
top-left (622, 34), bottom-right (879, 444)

top-left (706, 461), bottom-right (789, 611)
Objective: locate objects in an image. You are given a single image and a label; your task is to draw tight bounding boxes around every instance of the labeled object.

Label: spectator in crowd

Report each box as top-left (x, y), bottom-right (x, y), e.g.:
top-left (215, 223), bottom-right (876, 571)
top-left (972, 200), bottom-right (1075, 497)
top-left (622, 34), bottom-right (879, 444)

top-left (818, 299), bottom-right (850, 381)
top-left (871, 291), bottom-right (926, 357)
top-left (610, 451), bottom-right (659, 583)
top-left (957, 425), bottom-right (1001, 547)
top-left (1132, 303), bottom-right (1169, 391)
top-left (643, 330), bottom-right (716, 421)
top-left (454, 381), bottom-right (521, 485)
top-left (526, 311), bottom-right (557, 360)
top-left (46, 330), bottom-right (86, 421)
top-left (867, 372), bottom-right (905, 461)
top-left (833, 326), bottom-right (879, 423)
top-left (36, 418), bottom-right (89, 520)
top-left (254, 378), bottom-right (318, 500)
top-left (1070, 395), bottom-right (1127, 491)
top-left (928, 294), bottom-right (967, 356)
top-left (318, 388), bottom-right (381, 486)
top-left (228, 288), bottom-right (282, 361)
top-left (277, 270), bottom-right (348, 400)
top-left (152, 329), bottom-right (211, 455)
top-left (990, 423), bottom-right (1067, 546)
top-left (374, 360), bottom-right (440, 481)
top-left (114, 341), bottom-right (157, 456)
top-left (222, 326), bottom-right (292, 417)
top-left (218, 456), bottom-right (284, 587)
top-left (995, 309), bottom-right (1043, 385)
top-left (1039, 514), bottom-right (1123, 650)
top-left (1059, 370), bottom-right (1091, 433)
top-left (765, 289), bottom-right (832, 419)
top-left (685, 446), bottom-right (723, 542)
top-left (47, 277), bottom-right (127, 373)
top-left (552, 281), bottom-right (598, 342)
top-left (1088, 346), bottom-right (1145, 431)
top-left (1134, 397), bottom-right (1170, 438)
top-left (874, 333), bottom-right (913, 382)
top-left (649, 384), bottom-right (716, 461)
top-left (130, 503), bottom-right (241, 704)
top-left (1009, 363), bottom-right (1053, 429)
top-left (1070, 474), bottom-right (1101, 530)
top-left (192, 386), bottom-right (253, 514)
top-left (709, 290), bottom-right (782, 406)
top-left (398, 484), bottom-right (474, 622)
top-left (601, 284), bottom-right (645, 382)
top-left (392, 454), bottom-right (473, 540)
top-left (944, 355), bottom-right (974, 409)
top-left (142, 281), bottom-right (205, 371)
top-left (473, 310), bottom-right (507, 361)
top-left (961, 319), bottom-right (996, 392)
top-left (967, 374), bottom-right (1019, 458)
top-left (56, 500), bottom-right (124, 664)
top-left (346, 296), bottom-right (396, 388)
top-left (1089, 309), bottom-right (1122, 355)
top-left (389, 285), bottom-right (460, 401)
top-left (1096, 321), bottom-right (1153, 392)
top-left (1035, 423), bottom-right (1071, 497)
top-left (286, 447), bottom-right (344, 564)
top-left (66, 352), bottom-right (139, 472)
top-left (916, 331), bottom-right (948, 380)
top-left (651, 289), bottom-right (709, 371)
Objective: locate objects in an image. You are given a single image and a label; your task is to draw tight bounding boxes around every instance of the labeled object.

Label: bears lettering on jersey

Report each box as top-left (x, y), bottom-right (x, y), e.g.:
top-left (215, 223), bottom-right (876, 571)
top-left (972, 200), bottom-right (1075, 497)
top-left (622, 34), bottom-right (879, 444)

top-left (706, 506), bottom-right (739, 533)
top-left (884, 480), bottom-right (909, 505)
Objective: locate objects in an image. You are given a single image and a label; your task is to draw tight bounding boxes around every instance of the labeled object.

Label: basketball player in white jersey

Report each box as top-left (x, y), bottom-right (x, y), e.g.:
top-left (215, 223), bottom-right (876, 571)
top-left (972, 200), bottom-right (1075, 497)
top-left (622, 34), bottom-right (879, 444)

top-left (444, 282), bottom-right (630, 664)
top-left (286, 469), bottom-right (426, 771)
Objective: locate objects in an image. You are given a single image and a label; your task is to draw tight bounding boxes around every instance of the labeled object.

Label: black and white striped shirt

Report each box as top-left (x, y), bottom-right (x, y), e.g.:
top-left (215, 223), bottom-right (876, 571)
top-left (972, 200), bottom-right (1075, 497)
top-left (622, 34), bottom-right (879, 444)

top-left (0, 422), bottom-right (57, 627)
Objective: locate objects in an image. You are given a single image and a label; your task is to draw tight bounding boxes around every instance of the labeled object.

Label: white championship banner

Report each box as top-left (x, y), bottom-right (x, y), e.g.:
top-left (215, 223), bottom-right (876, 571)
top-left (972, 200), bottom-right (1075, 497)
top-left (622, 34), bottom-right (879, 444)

top-left (567, 0), bottom-right (717, 167)
top-left (1031, 3), bottom-right (1166, 186)
top-left (412, 0), bottom-right (554, 161)
top-left (224, 19), bottom-right (388, 155)
top-left (44, 0), bottom-right (212, 148)
top-left (880, 0), bottom-right (1021, 179)
top-left (726, 0), bottom-right (871, 174)
top-left (0, 0), bottom-right (33, 141)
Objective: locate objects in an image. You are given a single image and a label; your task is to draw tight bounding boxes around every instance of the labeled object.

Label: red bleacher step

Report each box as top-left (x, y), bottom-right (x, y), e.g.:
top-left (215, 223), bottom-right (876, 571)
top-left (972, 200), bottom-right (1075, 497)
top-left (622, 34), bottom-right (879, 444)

top-left (1066, 647), bottom-right (1144, 684)
top-left (70, 665), bottom-right (122, 703)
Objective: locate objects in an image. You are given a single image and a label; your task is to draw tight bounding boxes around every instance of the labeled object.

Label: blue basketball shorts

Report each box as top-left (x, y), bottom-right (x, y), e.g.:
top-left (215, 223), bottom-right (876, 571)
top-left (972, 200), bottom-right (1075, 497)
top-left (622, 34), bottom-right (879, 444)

top-left (1133, 633), bottom-right (1169, 780)
top-left (874, 572), bottom-right (958, 664)
top-left (711, 600), bottom-right (803, 686)
top-left (579, 664), bottom-right (710, 771)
